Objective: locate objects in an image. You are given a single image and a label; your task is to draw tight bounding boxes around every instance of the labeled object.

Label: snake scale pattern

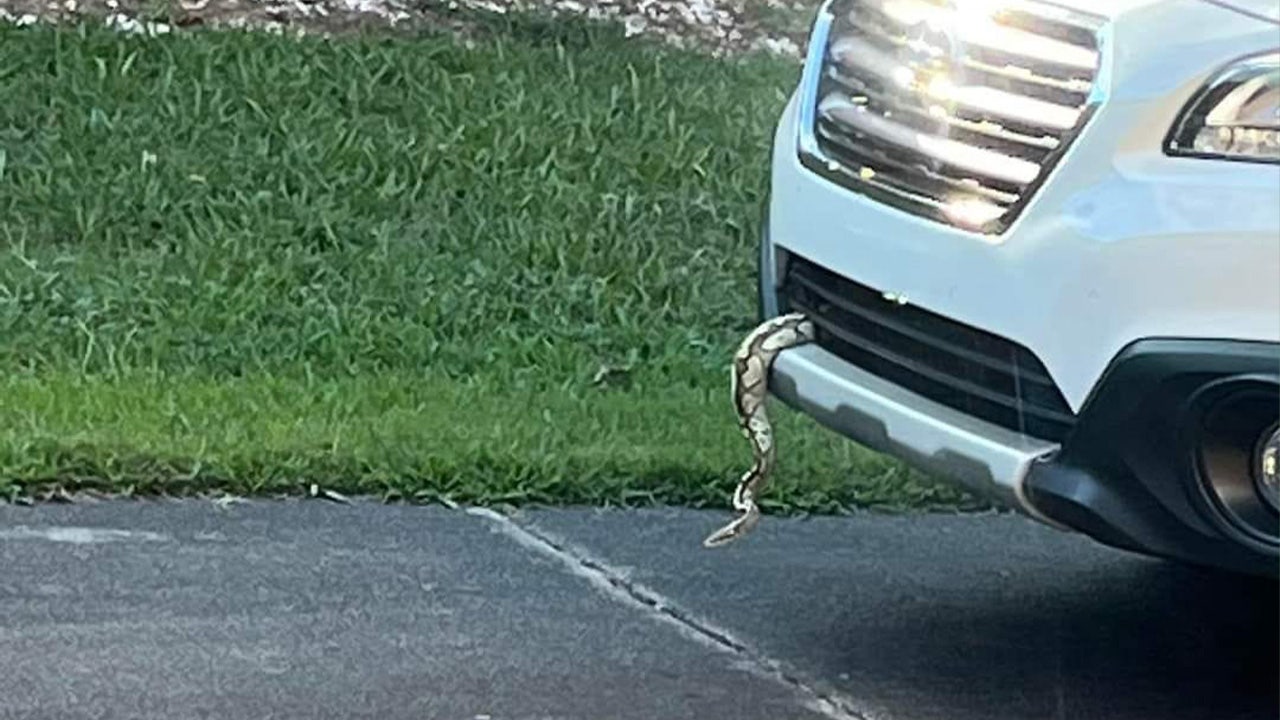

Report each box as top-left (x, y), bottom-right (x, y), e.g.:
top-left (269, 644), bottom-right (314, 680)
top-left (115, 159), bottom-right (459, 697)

top-left (703, 312), bottom-right (815, 548)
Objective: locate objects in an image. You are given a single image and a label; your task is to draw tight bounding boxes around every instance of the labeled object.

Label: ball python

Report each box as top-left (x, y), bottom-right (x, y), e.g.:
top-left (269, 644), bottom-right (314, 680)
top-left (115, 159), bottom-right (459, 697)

top-left (703, 312), bottom-right (815, 548)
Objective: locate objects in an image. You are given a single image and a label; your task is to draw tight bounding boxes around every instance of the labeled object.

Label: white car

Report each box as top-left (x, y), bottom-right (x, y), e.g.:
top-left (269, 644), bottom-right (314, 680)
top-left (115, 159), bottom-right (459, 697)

top-left (759, 0), bottom-right (1279, 575)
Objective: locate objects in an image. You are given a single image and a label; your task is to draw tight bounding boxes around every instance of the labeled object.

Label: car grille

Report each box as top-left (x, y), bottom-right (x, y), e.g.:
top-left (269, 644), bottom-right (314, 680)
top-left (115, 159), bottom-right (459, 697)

top-left (797, 0), bottom-right (1106, 234)
top-left (780, 254), bottom-right (1077, 442)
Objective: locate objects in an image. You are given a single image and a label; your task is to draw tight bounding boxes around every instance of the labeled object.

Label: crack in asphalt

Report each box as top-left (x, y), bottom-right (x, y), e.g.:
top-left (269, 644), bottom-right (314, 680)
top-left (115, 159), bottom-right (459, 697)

top-left (466, 506), bottom-right (876, 720)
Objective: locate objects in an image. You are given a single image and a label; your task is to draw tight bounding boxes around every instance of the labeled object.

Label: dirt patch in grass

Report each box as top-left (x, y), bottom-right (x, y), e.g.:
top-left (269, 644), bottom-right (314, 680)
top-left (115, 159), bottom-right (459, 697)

top-left (0, 0), bottom-right (816, 58)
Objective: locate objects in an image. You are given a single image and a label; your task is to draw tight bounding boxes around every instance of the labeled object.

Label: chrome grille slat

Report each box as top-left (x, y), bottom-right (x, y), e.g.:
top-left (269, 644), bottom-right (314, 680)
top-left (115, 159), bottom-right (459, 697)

top-left (800, 0), bottom-right (1106, 233)
top-left (821, 68), bottom-right (1061, 156)
top-left (827, 35), bottom-right (1084, 131)
top-left (819, 97), bottom-right (1038, 188)
top-left (994, 7), bottom-right (1102, 48)
top-left (956, 59), bottom-right (1089, 107)
top-left (855, 0), bottom-right (1099, 74)
top-left (816, 123), bottom-right (1022, 205)
top-left (962, 45), bottom-right (1092, 84)
top-left (849, 20), bottom-right (1090, 104)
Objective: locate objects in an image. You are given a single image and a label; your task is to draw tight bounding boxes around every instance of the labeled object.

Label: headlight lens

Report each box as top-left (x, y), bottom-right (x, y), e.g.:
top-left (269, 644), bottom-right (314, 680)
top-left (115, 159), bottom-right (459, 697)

top-left (1167, 52), bottom-right (1280, 163)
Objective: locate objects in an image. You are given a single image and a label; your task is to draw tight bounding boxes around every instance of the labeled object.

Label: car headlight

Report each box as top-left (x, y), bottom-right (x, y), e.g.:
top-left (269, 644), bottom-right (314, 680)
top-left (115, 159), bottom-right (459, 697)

top-left (1166, 52), bottom-right (1280, 163)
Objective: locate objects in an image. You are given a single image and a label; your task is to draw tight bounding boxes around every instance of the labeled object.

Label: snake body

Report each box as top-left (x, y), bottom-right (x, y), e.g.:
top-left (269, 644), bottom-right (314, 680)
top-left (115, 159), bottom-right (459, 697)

top-left (703, 312), bottom-right (815, 548)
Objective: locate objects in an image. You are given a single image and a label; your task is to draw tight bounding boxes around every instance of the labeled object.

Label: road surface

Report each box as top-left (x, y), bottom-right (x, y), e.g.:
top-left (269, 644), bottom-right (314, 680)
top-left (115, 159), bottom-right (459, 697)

top-left (0, 500), bottom-right (1273, 720)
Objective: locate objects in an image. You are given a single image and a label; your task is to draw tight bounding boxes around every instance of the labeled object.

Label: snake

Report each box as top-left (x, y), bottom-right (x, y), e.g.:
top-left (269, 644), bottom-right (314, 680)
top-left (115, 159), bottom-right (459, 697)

top-left (703, 312), bottom-right (815, 548)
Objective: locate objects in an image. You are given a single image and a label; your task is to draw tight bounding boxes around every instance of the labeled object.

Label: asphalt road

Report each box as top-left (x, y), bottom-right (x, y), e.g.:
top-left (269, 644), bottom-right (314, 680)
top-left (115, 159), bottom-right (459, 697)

top-left (0, 499), bottom-right (1274, 720)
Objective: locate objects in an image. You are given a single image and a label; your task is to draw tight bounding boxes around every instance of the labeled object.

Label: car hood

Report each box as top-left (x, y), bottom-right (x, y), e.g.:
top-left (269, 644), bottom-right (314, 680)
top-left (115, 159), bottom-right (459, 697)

top-left (1052, 0), bottom-right (1278, 22)
top-left (1195, 0), bottom-right (1280, 22)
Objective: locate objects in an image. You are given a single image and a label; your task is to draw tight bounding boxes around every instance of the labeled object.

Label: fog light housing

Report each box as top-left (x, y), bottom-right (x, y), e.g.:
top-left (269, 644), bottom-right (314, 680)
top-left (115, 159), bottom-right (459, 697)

top-left (1192, 383), bottom-right (1280, 548)
top-left (1255, 423), bottom-right (1280, 513)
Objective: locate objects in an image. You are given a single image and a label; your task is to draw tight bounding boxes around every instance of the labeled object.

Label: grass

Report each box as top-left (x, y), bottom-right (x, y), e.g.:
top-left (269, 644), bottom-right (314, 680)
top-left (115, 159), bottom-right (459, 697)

top-left (1, 371), bottom-right (978, 512)
top-left (0, 19), bottom-right (982, 512)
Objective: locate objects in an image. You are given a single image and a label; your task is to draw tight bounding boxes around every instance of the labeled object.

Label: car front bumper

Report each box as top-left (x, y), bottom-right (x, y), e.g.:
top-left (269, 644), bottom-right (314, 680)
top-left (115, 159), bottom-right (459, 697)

top-left (760, 194), bottom-right (1280, 576)
top-left (763, 220), bottom-right (1280, 576)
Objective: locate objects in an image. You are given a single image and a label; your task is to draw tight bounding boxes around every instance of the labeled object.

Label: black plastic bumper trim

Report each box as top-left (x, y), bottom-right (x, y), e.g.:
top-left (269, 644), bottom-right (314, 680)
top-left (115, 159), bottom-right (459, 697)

top-left (1024, 338), bottom-right (1280, 577)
